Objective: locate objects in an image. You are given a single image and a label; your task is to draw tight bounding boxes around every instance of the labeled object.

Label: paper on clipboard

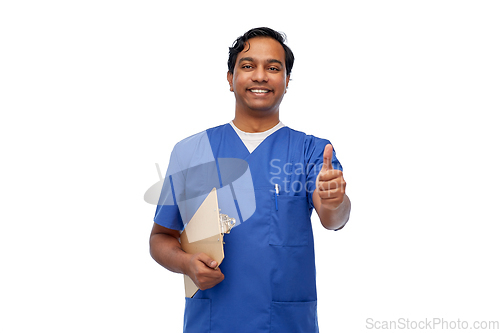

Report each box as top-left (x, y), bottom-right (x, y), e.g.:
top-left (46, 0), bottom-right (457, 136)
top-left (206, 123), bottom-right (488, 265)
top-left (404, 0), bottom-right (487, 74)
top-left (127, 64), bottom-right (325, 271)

top-left (180, 188), bottom-right (235, 298)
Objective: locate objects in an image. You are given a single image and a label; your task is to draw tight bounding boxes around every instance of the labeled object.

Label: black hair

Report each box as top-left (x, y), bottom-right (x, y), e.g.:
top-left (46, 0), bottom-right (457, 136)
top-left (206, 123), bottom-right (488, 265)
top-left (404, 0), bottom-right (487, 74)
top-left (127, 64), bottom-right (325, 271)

top-left (228, 27), bottom-right (294, 77)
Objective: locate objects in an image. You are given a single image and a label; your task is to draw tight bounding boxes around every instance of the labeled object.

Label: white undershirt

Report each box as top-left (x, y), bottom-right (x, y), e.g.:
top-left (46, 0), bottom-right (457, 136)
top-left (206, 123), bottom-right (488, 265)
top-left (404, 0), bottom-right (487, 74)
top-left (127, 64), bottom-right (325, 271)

top-left (230, 121), bottom-right (285, 153)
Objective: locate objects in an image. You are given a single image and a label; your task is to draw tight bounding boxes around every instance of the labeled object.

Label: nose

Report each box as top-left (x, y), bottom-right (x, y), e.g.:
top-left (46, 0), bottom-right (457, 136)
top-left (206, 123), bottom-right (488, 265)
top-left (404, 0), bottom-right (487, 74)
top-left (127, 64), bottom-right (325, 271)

top-left (251, 66), bottom-right (268, 82)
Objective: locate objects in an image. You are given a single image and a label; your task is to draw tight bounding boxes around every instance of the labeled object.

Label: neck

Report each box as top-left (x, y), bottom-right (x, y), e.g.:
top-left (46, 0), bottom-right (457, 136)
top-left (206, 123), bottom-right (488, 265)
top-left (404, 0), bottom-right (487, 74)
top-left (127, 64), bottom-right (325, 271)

top-left (233, 109), bottom-right (280, 133)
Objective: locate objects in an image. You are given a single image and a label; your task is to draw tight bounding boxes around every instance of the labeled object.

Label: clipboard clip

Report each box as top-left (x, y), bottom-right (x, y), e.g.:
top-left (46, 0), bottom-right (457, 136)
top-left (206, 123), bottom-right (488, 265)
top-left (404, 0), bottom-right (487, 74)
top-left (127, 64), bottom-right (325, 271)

top-left (219, 212), bottom-right (236, 234)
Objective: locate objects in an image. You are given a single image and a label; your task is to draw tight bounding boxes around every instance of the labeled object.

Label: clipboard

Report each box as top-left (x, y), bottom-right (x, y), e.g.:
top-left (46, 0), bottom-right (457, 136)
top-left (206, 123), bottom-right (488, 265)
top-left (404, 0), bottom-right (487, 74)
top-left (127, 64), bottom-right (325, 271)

top-left (180, 188), bottom-right (235, 298)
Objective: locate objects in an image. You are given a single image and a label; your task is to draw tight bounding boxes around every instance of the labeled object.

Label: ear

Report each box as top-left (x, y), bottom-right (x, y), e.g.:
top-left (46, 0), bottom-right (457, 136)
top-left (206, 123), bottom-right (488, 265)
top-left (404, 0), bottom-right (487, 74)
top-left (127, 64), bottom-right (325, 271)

top-left (227, 71), bottom-right (234, 92)
top-left (285, 75), bottom-right (290, 92)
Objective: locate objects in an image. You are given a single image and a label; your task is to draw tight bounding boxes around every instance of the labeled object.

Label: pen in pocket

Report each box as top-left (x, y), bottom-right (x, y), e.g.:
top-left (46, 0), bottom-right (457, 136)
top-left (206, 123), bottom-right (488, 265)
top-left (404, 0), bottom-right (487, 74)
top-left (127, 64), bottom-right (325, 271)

top-left (274, 184), bottom-right (279, 210)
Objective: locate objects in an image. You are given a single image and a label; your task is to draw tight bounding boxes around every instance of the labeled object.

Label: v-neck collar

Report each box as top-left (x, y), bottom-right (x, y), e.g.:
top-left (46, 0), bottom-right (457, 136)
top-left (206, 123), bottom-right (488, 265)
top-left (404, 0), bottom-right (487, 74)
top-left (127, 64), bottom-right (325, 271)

top-left (226, 123), bottom-right (288, 157)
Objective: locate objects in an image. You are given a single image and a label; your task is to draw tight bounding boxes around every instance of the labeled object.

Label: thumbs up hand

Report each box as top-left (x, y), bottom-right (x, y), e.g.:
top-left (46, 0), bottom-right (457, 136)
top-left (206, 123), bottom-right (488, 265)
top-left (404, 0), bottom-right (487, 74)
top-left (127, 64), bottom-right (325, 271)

top-left (316, 144), bottom-right (346, 211)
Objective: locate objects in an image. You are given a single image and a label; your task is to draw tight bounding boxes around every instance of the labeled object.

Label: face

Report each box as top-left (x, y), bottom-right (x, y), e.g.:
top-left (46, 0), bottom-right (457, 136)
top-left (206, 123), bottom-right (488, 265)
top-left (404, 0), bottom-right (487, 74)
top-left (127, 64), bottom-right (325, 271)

top-left (227, 37), bottom-right (290, 116)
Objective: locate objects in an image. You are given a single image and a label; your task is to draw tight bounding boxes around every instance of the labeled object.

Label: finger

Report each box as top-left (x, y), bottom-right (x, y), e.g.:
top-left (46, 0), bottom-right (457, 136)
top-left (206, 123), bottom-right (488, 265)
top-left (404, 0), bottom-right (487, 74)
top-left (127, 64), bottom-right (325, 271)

top-left (197, 253), bottom-right (218, 269)
top-left (318, 185), bottom-right (346, 198)
top-left (317, 169), bottom-right (343, 182)
top-left (322, 144), bottom-right (333, 171)
top-left (317, 176), bottom-right (346, 193)
top-left (199, 272), bottom-right (225, 290)
top-left (319, 196), bottom-right (344, 210)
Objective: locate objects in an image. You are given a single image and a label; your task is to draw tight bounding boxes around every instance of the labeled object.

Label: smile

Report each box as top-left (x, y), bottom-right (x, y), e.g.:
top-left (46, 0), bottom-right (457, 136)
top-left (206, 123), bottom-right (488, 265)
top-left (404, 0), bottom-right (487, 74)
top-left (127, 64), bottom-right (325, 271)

top-left (249, 89), bottom-right (271, 93)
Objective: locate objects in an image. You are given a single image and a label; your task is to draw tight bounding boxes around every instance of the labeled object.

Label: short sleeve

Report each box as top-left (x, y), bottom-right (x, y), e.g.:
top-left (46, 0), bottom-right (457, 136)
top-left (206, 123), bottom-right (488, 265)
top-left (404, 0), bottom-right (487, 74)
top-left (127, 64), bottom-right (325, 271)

top-left (153, 148), bottom-right (185, 231)
top-left (153, 130), bottom-right (218, 231)
top-left (304, 136), bottom-right (343, 210)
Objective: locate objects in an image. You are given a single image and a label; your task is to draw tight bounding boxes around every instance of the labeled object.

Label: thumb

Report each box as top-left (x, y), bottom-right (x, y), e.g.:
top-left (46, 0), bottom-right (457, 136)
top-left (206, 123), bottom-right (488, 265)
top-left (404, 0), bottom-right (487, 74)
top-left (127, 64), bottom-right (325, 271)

top-left (198, 253), bottom-right (218, 269)
top-left (322, 144), bottom-right (333, 170)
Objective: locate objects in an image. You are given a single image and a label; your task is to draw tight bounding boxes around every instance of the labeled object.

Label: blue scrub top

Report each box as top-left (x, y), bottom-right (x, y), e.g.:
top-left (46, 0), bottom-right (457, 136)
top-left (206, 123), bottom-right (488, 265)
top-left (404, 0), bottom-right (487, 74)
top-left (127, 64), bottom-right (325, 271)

top-left (155, 124), bottom-right (342, 333)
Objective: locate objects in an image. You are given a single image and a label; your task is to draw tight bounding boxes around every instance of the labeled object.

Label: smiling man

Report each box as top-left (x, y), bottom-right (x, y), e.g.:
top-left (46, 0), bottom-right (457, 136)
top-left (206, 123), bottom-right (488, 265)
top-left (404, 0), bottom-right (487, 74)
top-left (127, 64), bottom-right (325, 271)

top-left (150, 27), bottom-right (351, 333)
top-left (228, 36), bottom-right (289, 130)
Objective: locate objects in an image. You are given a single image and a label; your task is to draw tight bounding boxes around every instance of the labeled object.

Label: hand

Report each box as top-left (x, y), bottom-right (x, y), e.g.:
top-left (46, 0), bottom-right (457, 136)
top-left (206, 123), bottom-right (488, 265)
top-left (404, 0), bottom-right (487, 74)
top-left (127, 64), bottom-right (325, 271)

top-left (316, 144), bottom-right (346, 211)
top-left (186, 253), bottom-right (224, 290)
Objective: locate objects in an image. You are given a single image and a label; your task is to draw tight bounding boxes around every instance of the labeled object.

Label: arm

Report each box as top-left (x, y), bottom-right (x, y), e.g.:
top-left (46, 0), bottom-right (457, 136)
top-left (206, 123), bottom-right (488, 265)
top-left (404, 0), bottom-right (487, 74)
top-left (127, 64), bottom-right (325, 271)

top-left (313, 144), bottom-right (351, 230)
top-left (149, 223), bottom-right (224, 290)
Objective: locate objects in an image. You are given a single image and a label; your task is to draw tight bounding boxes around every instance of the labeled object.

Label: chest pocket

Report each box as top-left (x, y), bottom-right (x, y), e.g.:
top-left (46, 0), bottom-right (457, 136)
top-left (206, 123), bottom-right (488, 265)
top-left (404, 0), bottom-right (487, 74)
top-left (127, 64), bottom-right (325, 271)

top-left (269, 194), bottom-right (311, 246)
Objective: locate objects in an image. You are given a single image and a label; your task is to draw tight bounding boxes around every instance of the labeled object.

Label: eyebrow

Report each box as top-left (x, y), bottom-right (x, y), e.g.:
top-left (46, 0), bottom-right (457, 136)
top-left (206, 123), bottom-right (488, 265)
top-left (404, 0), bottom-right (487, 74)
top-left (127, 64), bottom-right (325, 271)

top-left (238, 57), bottom-right (284, 67)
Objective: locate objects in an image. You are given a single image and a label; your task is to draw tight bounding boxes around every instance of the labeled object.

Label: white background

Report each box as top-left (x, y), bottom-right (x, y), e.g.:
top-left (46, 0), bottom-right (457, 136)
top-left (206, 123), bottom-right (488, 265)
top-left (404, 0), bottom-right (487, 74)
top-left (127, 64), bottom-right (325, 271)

top-left (1, 1), bottom-right (499, 332)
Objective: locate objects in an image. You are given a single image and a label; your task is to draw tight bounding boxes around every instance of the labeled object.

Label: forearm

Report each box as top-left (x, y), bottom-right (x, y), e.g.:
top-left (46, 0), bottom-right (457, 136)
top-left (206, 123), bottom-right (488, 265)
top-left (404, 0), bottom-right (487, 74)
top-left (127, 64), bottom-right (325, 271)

top-left (317, 194), bottom-right (351, 230)
top-left (150, 233), bottom-right (190, 275)
top-left (149, 225), bottom-right (225, 290)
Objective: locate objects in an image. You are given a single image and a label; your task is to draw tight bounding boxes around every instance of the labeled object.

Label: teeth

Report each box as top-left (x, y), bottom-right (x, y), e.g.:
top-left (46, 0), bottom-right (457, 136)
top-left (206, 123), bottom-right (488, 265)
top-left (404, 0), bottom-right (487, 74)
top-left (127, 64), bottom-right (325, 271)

top-left (250, 89), bottom-right (269, 93)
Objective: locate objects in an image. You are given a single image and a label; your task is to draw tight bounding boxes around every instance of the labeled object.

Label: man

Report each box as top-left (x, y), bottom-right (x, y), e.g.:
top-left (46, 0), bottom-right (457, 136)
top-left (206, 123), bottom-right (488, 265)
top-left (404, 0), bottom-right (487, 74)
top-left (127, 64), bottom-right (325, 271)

top-left (150, 27), bottom-right (351, 332)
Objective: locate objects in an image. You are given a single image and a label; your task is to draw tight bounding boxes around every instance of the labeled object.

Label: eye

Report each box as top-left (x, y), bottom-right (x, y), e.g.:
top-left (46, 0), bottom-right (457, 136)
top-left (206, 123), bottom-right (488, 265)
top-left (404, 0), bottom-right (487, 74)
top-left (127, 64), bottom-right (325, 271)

top-left (241, 64), bottom-right (253, 69)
